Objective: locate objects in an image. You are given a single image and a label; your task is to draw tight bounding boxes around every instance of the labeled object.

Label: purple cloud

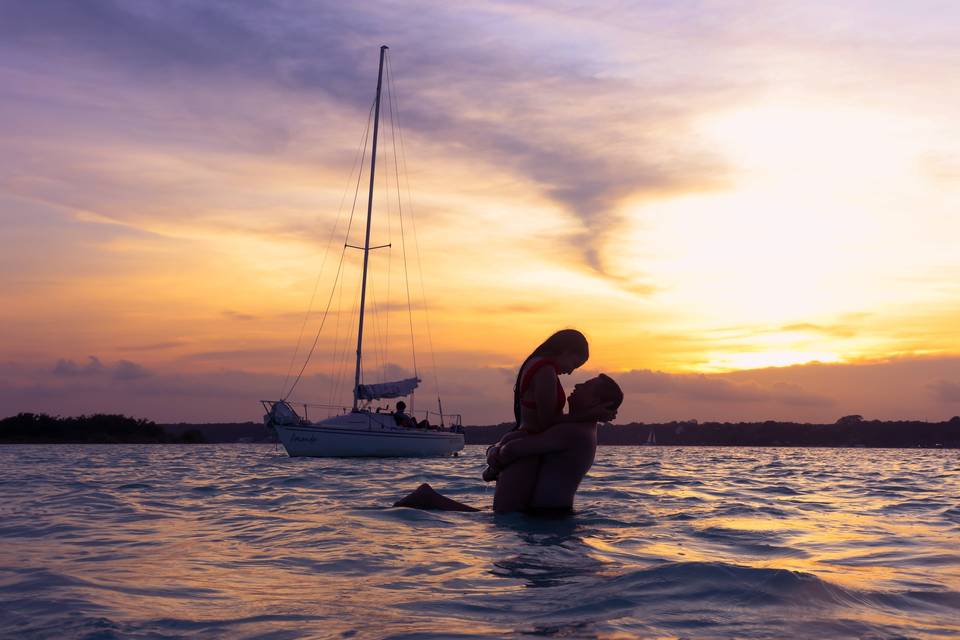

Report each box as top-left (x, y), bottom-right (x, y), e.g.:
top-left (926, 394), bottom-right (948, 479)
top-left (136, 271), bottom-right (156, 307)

top-left (929, 380), bottom-right (960, 403)
top-left (53, 356), bottom-right (105, 377)
top-left (52, 356), bottom-right (151, 381)
top-left (4, 355), bottom-right (960, 424)
top-left (614, 368), bottom-right (831, 406)
top-left (113, 360), bottom-right (152, 381)
top-left (0, 0), bottom-right (731, 279)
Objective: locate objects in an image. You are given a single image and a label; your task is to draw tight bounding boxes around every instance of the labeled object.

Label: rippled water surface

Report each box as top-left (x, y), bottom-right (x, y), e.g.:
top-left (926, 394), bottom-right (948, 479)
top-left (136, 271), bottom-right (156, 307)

top-left (1, 445), bottom-right (959, 639)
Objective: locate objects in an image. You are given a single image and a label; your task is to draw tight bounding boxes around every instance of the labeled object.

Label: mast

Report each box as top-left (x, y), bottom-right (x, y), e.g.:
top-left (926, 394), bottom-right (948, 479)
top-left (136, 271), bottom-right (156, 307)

top-left (353, 45), bottom-right (388, 411)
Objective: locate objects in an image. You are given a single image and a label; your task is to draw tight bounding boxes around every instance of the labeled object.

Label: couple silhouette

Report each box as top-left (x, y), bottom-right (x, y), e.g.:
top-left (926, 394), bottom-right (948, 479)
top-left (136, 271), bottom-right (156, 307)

top-left (395, 330), bottom-right (623, 514)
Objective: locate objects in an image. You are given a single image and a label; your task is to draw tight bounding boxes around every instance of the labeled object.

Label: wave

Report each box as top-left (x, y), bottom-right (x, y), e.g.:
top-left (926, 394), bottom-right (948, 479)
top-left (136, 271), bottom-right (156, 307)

top-left (2, 444), bottom-right (959, 639)
top-left (690, 526), bottom-right (808, 557)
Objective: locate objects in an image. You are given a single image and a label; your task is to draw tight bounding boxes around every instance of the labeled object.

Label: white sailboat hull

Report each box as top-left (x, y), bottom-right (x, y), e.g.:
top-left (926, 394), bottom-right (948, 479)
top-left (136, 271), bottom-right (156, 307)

top-left (272, 410), bottom-right (465, 458)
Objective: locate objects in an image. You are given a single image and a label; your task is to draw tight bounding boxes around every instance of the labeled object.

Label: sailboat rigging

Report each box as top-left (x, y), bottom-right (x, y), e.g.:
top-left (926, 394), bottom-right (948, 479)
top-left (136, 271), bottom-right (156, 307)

top-left (262, 46), bottom-right (464, 457)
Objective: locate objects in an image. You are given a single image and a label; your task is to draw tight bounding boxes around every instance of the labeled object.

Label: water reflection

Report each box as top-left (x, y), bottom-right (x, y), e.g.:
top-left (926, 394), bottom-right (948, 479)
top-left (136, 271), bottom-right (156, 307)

top-left (491, 515), bottom-right (605, 590)
top-left (1, 445), bottom-right (958, 638)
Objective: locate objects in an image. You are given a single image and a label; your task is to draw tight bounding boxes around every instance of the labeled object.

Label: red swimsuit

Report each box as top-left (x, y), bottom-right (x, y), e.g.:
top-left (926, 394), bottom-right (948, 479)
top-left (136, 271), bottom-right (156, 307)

top-left (519, 358), bottom-right (566, 414)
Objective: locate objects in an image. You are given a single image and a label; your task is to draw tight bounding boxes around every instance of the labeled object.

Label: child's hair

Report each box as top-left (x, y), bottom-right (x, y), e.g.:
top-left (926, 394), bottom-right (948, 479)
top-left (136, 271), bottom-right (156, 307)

top-left (595, 373), bottom-right (624, 410)
top-left (513, 329), bottom-right (589, 427)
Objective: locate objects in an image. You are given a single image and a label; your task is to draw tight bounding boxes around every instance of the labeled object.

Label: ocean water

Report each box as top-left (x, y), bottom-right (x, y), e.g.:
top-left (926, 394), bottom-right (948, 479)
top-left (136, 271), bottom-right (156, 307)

top-left (1, 445), bottom-right (958, 639)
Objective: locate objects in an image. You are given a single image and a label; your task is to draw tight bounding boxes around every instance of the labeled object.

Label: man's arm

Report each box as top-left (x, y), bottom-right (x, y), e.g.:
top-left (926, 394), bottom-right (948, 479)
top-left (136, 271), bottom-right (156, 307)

top-left (499, 421), bottom-right (597, 465)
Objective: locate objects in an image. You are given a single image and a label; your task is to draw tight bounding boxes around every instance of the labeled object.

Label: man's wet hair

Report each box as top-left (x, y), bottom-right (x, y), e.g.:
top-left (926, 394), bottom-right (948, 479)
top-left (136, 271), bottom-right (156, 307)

top-left (596, 373), bottom-right (624, 409)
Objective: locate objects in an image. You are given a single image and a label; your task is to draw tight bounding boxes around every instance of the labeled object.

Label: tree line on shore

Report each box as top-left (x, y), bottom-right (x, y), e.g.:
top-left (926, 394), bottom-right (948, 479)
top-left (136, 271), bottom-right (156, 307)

top-left (0, 413), bottom-right (205, 444)
top-left (466, 415), bottom-right (960, 448)
top-left (3, 412), bottom-right (959, 448)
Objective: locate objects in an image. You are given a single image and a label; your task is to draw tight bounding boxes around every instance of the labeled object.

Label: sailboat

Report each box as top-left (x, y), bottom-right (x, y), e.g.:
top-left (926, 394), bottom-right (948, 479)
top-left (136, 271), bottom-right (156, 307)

top-left (644, 427), bottom-right (656, 445)
top-left (262, 46), bottom-right (465, 457)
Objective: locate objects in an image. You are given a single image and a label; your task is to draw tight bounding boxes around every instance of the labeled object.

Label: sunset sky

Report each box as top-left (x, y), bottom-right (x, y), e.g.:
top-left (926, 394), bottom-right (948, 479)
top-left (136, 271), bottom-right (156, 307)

top-left (2, 1), bottom-right (959, 424)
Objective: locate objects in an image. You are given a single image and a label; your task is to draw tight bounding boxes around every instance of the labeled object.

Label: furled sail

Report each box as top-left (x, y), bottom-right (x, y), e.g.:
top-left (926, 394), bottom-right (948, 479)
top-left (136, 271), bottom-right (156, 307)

top-left (356, 377), bottom-right (420, 400)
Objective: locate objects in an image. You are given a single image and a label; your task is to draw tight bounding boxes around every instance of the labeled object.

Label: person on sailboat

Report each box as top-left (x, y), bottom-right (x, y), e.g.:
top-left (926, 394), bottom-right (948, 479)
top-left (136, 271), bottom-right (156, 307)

top-left (393, 373), bottom-right (624, 514)
top-left (392, 400), bottom-right (431, 429)
top-left (392, 401), bottom-right (416, 428)
top-left (482, 329), bottom-right (616, 482)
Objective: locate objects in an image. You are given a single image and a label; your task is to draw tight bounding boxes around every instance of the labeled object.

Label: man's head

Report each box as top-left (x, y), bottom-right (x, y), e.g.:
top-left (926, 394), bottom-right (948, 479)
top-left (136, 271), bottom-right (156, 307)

top-left (396, 401), bottom-right (407, 412)
top-left (568, 374), bottom-right (624, 415)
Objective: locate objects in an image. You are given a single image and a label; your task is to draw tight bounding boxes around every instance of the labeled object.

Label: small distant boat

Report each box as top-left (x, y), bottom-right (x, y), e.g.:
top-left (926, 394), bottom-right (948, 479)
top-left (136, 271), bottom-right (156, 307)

top-left (262, 46), bottom-right (464, 458)
top-left (643, 428), bottom-right (656, 446)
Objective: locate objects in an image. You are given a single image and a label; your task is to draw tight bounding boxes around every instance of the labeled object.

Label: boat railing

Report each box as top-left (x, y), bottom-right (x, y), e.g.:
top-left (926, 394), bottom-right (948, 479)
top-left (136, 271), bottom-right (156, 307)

top-left (260, 400), bottom-right (351, 423)
top-left (368, 408), bottom-right (462, 429)
top-left (422, 411), bottom-right (462, 427)
top-left (261, 399), bottom-right (464, 431)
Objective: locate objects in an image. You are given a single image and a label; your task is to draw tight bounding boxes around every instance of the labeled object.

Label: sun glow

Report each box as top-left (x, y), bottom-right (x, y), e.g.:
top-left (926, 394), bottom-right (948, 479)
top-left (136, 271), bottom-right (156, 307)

top-left (605, 100), bottom-right (950, 370)
top-left (696, 351), bottom-right (842, 373)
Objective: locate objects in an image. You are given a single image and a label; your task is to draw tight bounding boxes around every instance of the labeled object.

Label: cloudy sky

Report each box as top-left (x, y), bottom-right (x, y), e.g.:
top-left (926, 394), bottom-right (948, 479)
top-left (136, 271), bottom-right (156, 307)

top-left (2, 0), bottom-right (959, 424)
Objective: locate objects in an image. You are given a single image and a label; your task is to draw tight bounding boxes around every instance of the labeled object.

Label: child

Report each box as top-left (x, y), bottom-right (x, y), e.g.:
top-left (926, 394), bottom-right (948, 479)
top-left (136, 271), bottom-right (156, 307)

top-left (483, 329), bottom-right (615, 481)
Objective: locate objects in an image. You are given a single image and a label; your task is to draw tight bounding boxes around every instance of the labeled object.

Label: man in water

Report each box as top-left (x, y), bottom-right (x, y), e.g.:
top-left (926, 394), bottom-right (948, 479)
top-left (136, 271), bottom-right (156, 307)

top-left (394, 374), bottom-right (623, 514)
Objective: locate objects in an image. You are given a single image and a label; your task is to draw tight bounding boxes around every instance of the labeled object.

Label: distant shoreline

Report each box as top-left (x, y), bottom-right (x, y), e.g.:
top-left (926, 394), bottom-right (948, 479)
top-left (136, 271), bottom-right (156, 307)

top-left (2, 413), bottom-right (959, 448)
